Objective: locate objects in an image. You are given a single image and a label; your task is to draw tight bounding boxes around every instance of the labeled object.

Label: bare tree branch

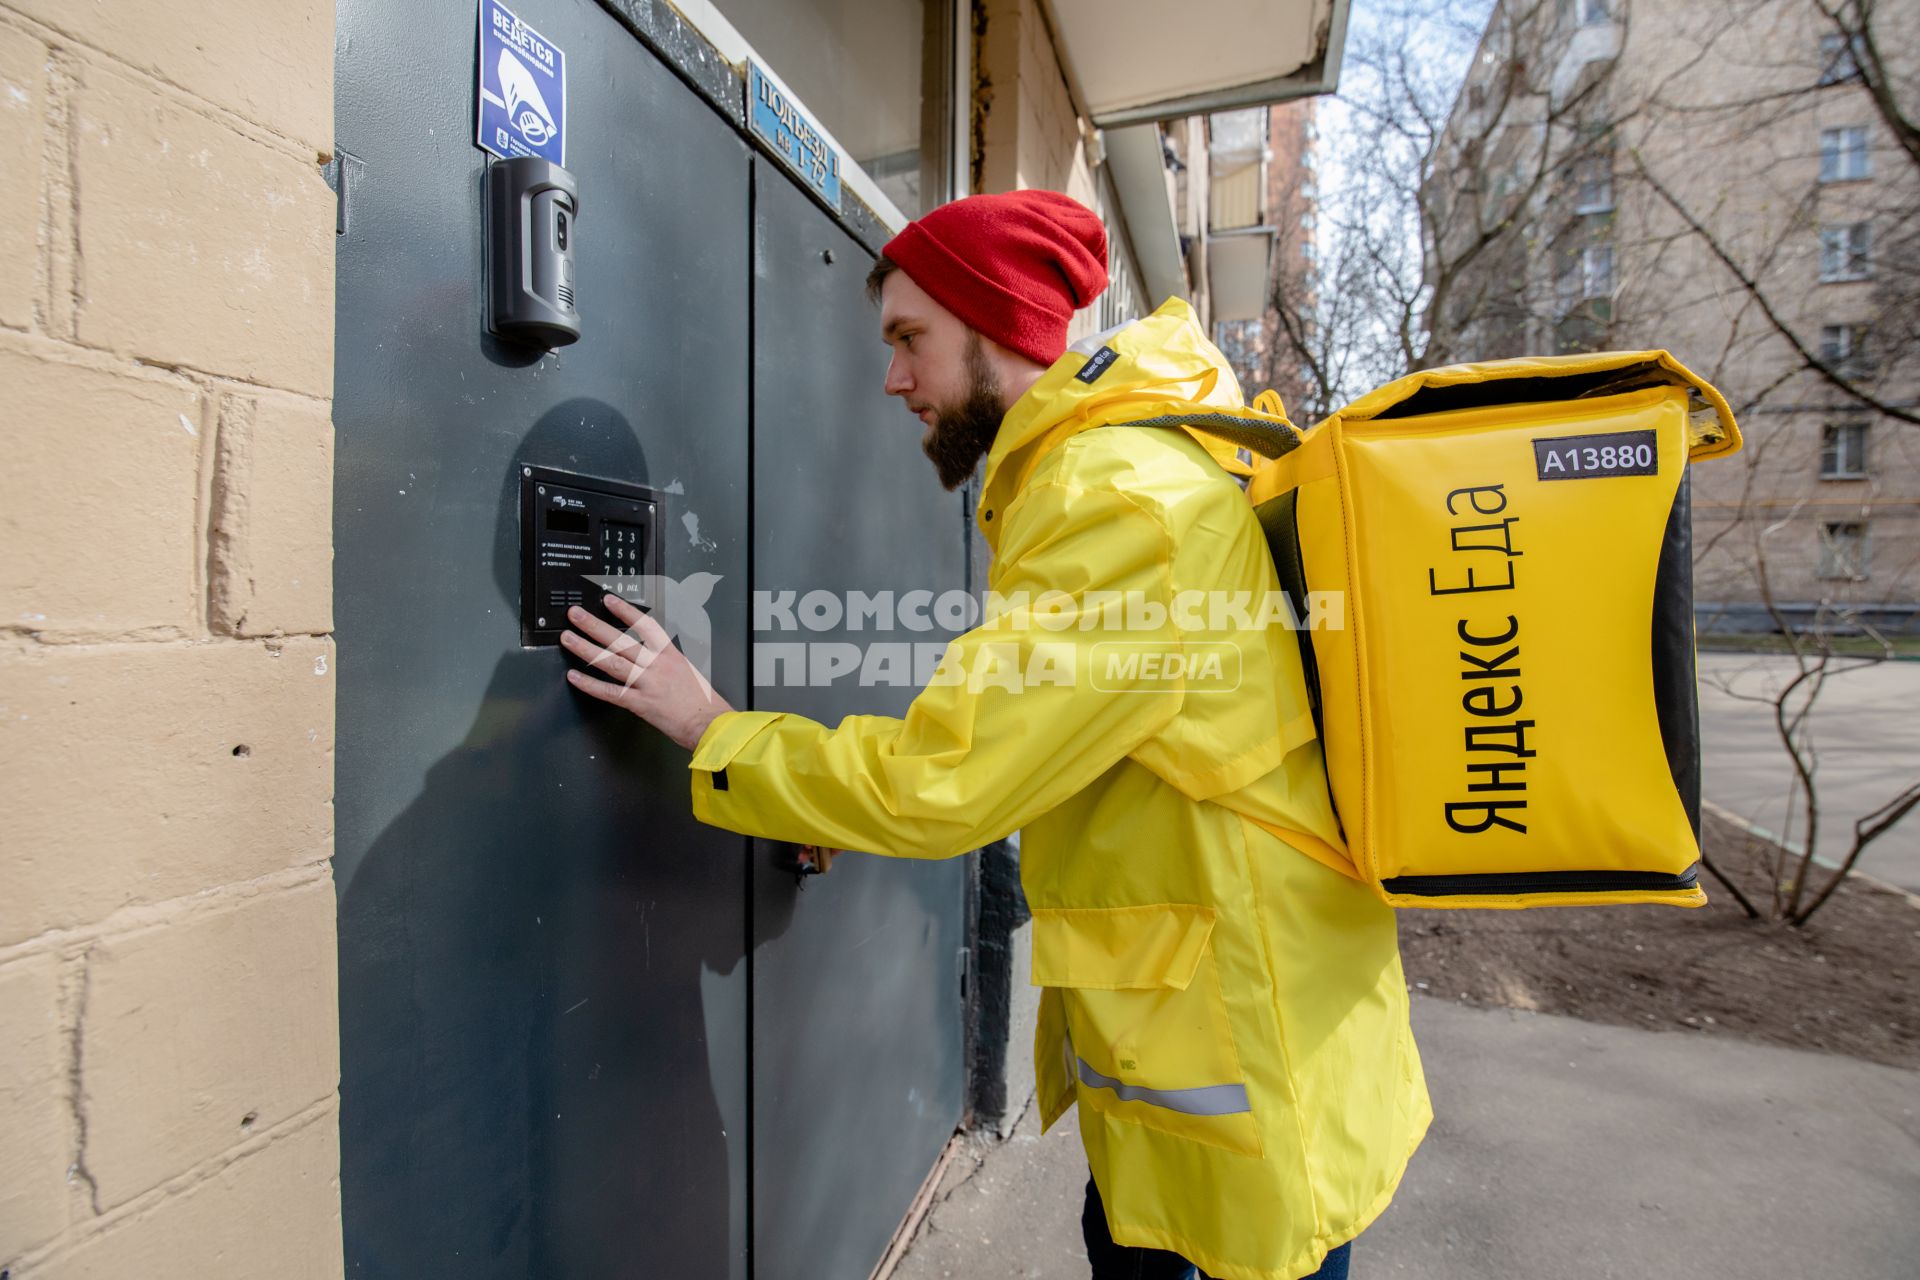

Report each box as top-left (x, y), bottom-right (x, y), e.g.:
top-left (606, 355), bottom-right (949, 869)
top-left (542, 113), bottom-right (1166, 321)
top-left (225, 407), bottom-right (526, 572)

top-left (1627, 151), bottom-right (1920, 427)
top-left (1793, 779), bottom-right (1920, 923)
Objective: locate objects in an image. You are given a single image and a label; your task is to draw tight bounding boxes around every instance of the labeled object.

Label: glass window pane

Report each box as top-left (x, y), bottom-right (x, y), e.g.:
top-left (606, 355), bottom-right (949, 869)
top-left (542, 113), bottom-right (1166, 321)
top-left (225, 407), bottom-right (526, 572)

top-left (1818, 521), bottom-right (1867, 578)
top-left (1584, 245), bottom-right (1613, 296)
top-left (1819, 32), bottom-right (1860, 85)
top-left (1820, 425), bottom-right (1869, 478)
top-left (1823, 127), bottom-right (1870, 180)
top-left (1820, 224), bottom-right (1872, 280)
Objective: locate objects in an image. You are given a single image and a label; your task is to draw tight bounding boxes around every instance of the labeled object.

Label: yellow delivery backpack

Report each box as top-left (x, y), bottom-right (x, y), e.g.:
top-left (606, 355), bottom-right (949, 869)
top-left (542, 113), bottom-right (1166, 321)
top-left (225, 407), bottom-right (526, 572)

top-left (1159, 351), bottom-right (1743, 909)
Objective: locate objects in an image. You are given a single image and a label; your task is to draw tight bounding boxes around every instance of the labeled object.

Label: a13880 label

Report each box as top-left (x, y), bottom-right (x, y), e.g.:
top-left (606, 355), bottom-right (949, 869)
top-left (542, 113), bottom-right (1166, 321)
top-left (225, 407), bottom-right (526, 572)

top-left (1532, 429), bottom-right (1658, 480)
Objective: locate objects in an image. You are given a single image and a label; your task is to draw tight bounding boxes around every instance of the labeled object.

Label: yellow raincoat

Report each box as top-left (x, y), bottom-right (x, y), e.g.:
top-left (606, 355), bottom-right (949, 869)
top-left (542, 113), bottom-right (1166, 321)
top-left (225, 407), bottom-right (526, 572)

top-left (689, 299), bottom-right (1429, 1279)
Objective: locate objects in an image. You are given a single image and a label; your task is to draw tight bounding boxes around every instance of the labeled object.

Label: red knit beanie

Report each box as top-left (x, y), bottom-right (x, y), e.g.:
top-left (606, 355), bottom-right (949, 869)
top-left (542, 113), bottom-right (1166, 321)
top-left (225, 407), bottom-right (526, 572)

top-left (881, 190), bottom-right (1109, 366)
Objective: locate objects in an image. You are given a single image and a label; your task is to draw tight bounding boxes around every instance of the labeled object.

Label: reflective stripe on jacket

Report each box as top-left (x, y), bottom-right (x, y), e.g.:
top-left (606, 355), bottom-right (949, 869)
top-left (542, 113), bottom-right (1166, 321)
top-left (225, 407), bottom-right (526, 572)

top-left (690, 299), bottom-right (1429, 1280)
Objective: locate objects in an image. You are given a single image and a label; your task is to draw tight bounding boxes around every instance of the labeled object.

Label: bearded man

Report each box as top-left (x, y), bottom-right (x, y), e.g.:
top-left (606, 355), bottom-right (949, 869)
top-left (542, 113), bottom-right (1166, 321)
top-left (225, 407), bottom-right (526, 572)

top-left (560, 190), bottom-right (1428, 1280)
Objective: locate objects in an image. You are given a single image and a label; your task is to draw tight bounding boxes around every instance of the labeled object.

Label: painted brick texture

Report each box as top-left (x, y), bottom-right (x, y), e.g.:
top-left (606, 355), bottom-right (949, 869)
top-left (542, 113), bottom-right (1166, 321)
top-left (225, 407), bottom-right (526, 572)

top-left (81, 881), bottom-right (340, 1210)
top-left (0, 952), bottom-right (66, 1259)
top-left (0, 22), bottom-right (47, 329)
top-left (208, 390), bottom-right (336, 637)
top-left (0, 0), bottom-right (339, 1273)
top-left (0, 340), bottom-right (205, 640)
top-left (0, 635), bottom-right (335, 946)
top-left (5, 0), bottom-right (332, 151)
top-left (32, 1115), bottom-right (344, 1280)
top-left (72, 64), bottom-right (335, 397)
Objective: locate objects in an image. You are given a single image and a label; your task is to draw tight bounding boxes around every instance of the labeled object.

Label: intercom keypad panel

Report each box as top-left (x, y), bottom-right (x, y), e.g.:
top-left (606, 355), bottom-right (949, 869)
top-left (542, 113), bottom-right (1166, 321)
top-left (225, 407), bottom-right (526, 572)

top-left (519, 466), bottom-right (662, 646)
top-left (600, 519), bottom-right (648, 576)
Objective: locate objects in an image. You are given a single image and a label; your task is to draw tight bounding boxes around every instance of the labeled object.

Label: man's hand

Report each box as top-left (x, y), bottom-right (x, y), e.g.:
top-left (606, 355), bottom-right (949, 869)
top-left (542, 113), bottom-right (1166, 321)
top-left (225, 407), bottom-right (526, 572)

top-left (561, 594), bottom-right (735, 751)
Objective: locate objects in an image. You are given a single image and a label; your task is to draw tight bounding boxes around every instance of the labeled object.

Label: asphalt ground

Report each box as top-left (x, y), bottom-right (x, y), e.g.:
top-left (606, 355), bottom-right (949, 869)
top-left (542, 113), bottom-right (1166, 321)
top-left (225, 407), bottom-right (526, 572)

top-left (891, 998), bottom-right (1920, 1280)
top-left (1696, 651), bottom-right (1920, 893)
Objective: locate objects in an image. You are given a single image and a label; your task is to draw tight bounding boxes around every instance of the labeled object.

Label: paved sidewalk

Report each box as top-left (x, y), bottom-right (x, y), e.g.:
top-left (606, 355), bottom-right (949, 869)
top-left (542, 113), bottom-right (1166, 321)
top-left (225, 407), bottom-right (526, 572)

top-left (1697, 651), bottom-right (1920, 893)
top-left (892, 997), bottom-right (1920, 1280)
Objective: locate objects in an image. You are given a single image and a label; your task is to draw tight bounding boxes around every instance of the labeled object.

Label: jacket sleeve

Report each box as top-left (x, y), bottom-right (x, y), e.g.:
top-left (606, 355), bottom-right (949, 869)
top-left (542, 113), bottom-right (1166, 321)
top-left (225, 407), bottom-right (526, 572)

top-left (688, 480), bottom-right (1186, 859)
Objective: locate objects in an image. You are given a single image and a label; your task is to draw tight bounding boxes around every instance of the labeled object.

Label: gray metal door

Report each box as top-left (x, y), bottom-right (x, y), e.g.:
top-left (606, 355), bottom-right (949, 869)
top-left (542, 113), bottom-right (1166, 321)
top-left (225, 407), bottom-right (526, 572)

top-left (335, 4), bottom-right (967, 1278)
top-left (332, 0), bottom-right (751, 1275)
top-left (746, 166), bottom-right (971, 1280)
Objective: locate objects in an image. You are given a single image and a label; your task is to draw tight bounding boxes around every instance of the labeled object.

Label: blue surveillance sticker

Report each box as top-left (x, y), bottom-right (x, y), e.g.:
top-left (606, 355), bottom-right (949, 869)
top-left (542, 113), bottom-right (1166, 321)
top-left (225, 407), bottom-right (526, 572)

top-left (476, 0), bottom-right (566, 165)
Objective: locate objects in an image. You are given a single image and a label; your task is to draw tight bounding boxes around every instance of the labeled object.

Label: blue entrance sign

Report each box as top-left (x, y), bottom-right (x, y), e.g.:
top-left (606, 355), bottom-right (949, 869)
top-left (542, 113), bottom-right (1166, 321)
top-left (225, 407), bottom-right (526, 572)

top-left (747, 62), bottom-right (842, 213)
top-left (476, 0), bottom-right (567, 165)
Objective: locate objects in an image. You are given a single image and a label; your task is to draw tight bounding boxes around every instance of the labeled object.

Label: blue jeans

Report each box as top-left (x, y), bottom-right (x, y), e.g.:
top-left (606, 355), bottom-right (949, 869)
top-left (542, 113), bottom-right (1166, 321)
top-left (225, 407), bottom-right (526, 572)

top-left (1081, 1177), bottom-right (1352, 1280)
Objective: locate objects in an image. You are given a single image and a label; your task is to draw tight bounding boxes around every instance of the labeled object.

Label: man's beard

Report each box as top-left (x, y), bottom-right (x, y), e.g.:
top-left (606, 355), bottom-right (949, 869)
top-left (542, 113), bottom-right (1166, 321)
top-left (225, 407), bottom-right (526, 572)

top-left (922, 333), bottom-right (1007, 492)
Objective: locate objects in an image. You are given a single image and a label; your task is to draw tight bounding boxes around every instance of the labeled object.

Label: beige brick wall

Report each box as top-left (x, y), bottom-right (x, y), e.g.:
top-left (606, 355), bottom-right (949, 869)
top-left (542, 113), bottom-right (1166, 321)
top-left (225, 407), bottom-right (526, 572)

top-left (0, 0), bottom-right (340, 1274)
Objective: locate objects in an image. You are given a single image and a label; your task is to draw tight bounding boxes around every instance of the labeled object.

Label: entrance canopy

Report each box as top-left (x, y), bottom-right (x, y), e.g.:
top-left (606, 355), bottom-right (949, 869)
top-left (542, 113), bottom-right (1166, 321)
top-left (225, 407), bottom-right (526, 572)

top-left (1050, 0), bottom-right (1349, 127)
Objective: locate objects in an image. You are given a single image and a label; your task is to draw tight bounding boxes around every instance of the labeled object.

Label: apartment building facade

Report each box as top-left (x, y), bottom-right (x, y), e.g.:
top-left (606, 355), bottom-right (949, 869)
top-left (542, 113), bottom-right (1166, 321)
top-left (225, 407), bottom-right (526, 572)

top-left (1427, 0), bottom-right (1919, 631)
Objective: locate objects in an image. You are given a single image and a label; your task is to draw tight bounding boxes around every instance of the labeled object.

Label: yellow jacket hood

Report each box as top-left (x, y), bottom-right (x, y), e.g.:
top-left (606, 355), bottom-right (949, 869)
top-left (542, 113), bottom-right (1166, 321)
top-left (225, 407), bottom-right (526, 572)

top-left (976, 297), bottom-right (1291, 550)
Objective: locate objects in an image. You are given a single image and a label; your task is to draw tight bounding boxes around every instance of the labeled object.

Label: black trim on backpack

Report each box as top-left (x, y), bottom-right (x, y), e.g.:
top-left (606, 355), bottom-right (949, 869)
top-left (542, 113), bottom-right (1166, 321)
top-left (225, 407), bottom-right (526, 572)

top-left (1649, 470), bottom-right (1702, 841)
top-left (1254, 491), bottom-right (1324, 741)
top-left (1253, 490), bottom-right (1344, 840)
top-left (1366, 363), bottom-right (1676, 421)
top-left (1381, 865), bottom-right (1702, 897)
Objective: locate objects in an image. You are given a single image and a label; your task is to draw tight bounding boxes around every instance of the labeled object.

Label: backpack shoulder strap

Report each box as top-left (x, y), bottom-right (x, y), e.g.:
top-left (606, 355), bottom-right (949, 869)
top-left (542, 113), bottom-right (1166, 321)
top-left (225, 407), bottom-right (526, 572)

top-left (1101, 411), bottom-right (1301, 461)
top-left (1246, 424), bottom-right (1336, 504)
